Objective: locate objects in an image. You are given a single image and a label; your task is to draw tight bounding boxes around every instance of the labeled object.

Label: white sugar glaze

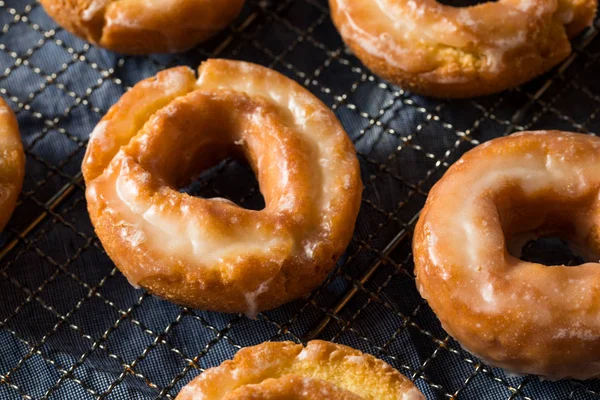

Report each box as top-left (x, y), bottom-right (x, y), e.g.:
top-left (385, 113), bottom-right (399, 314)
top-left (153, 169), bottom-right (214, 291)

top-left (423, 135), bottom-right (600, 316)
top-left (414, 131), bottom-right (600, 379)
top-left (83, 60), bottom-right (362, 314)
top-left (243, 277), bottom-right (273, 319)
top-left (330, 0), bottom-right (591, 94)
top-left (334, 0), bottom-right (545, 72)
top-left (110, 153), bottom-right (289, 277)
top-left (81, 0), bottom-right (108, 21)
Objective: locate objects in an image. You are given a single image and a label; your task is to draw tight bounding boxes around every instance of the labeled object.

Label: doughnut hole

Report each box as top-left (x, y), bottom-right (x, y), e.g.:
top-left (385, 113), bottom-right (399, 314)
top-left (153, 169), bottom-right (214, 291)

top-left (157, 105), bottom-right (265, 211)
top-left (179, 159), bottom-right (266, 211)
top-left (126, 89), bottom-right (313, 218)
top-left (519, 237), bottom-right (587, 266)
top-left (101, 88), bottom-right (318, 294)
top-left (495, 185), bottom-right (600, 267)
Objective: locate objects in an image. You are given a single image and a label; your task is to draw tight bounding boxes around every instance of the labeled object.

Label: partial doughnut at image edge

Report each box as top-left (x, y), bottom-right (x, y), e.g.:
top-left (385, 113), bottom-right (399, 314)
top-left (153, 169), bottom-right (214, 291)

top-left (82, 59), bottom-right (363, 316)
top-left (39, 0), bottom-right (246, 54)
top-left (413, 130), bottom-right (600, 379)
top-left (0, 97), bottom-right (26, 233)
top-left (330, 0), bottom-right (598, 98)
top-left (176, 340), bottom-right (425, 400)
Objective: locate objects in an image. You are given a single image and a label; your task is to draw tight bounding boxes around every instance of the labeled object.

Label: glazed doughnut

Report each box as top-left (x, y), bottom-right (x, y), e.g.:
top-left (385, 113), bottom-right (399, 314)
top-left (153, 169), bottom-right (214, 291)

top-left (413, 131), bottom-right (600, 379)
top-left (82, 59), bottom-right (362, 316)
top-left (330, 0), bottom-right (597, 97)
top-left (39, 0), bottom-right (245, 54)
top-left (0, 98), bottom-right (25, 232)
top-left (176, 341), bottom-right (425, 400)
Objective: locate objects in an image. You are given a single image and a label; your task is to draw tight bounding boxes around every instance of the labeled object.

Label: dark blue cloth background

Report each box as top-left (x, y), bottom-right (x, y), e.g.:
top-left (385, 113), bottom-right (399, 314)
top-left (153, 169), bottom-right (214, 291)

top-left (0, 0), bottom-right (599, 399)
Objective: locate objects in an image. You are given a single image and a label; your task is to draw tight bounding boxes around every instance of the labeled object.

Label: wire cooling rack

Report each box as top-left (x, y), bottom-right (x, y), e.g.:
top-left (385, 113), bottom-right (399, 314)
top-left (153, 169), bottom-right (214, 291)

top-left (1, 0), bottom-right (599, 399)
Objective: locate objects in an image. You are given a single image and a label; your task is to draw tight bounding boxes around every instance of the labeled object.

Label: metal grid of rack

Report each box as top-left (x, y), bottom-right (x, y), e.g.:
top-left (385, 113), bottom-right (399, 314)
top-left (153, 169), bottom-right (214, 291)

top-left (0, 0), bottom-right (599, 398)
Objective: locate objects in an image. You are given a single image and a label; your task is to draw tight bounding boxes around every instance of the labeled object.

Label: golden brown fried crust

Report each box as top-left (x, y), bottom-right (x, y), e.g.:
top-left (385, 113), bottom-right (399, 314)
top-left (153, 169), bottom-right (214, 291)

top-left (176, 341), bottom-right (424, 400)
top-left (83, 60), bottom-right (362, 315)
top-left (222, 376), bottom-right (366, 400)
top-left (0, 98), bottom-right (25, 232)
top-left (413, 131), bottom-right (600, 379)
top-left (39, 0), bottom-right (245, 54)
top-left (330, 0), bottom-right (597, 98)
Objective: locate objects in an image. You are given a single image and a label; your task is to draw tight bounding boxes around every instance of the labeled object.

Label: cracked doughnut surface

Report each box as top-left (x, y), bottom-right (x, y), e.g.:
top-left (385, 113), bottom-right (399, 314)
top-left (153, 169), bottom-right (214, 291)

top-left (414, 131), bottom-right (600, 379)
top-left (82, 59), bottom-right (362, 316)
top-left (0, 98), bottom-right (25, 232)
top-left (39, 0), bottom-right (245, 54)
top-left (176, 341), bottom-right (425, 400)
top-left (330, 0), bottom-right (597, 97)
